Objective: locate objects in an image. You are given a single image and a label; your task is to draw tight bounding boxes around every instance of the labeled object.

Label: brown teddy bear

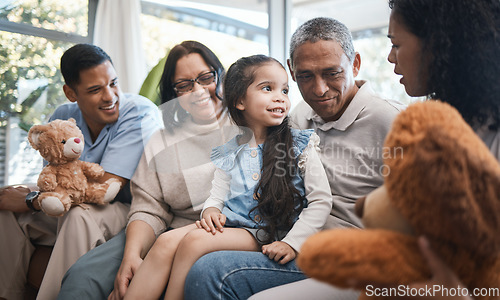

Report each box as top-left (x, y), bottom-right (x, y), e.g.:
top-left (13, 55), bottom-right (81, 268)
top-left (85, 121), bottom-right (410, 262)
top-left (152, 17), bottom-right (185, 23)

top-left (28, 118), bottom-right (121, 216)
top-left (298, 101), bottom-right (500, 299)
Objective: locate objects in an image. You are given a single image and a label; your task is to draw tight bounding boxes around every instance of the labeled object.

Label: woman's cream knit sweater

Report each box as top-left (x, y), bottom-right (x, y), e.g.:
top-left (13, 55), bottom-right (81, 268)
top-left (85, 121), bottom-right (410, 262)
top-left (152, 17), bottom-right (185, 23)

top-left (127, 111), bottom-right (238, 236)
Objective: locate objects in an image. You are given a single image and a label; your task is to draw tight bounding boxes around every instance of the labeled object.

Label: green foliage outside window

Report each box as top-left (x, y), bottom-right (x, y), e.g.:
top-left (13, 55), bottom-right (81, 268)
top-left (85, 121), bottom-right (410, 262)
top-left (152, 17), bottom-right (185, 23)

top-left (0, 0), bottom-right (87, 130)
top-left (0, 0), bottom-right (87, 34)
top-left (0, 31), bottom-right (69, 129)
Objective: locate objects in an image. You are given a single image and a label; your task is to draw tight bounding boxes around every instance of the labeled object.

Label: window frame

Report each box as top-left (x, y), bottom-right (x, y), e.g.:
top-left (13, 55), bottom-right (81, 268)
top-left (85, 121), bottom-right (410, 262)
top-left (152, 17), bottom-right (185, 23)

top-left (141, 1), bottom-right (268, 44)
top-left (0, 0), bottom-right (98, 186)
top-left (0, 0), bottom-right (97, 43)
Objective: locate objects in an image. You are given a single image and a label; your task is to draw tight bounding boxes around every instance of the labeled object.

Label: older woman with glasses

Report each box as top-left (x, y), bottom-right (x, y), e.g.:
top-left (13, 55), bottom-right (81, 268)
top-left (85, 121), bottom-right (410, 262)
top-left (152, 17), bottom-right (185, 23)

top-left (57, 40), bottom-right (239, 300)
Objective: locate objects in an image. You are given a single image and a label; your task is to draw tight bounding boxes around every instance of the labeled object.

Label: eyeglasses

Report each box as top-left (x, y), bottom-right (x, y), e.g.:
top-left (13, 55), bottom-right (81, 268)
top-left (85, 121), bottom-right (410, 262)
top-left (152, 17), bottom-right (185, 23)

top-left (172, 71), bottom-right (216, 94)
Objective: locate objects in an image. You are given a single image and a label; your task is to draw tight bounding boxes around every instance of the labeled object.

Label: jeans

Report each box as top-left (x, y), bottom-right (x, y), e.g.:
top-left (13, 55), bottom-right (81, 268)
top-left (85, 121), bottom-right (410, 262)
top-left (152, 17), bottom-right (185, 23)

top-left (184, 251), bottom-right (307, 300)
top-left (57, 229), bottom-right (126, 300)
top-left (249, 279), bottom-right (360, 300)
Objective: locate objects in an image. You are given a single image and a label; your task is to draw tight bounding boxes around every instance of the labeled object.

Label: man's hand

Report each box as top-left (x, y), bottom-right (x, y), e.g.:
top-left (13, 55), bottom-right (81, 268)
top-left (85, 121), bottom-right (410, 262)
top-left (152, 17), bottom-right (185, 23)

top-left (262, 241), bottom-right (296, 264)
top-left (108, 254), bottom-right (143, 300)
top-left (0, 185), bottom-right (33, 212)
top-left (196, 207), bottom-right (226, 235)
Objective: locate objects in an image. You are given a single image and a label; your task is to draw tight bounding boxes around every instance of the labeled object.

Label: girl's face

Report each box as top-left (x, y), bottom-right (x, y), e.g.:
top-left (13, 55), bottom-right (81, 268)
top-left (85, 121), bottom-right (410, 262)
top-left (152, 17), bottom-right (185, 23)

top-left (387, 11), bottom-right (429, 97)
top-left (236, 62), bottom-right (290, 135)
top-left (173, 53), bottom-right (222, 124)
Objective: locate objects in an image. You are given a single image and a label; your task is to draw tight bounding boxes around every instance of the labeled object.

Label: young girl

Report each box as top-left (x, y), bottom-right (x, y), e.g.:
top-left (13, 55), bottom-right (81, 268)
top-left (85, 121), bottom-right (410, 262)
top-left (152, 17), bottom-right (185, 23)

top-left (123, 54), bottom-right (333, 300)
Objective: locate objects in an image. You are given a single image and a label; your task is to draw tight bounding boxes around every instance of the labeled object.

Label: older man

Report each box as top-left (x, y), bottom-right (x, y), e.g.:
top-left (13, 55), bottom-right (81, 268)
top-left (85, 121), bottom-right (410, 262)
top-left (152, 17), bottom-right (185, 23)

top-left (184, 17), bottom-right (402, 300)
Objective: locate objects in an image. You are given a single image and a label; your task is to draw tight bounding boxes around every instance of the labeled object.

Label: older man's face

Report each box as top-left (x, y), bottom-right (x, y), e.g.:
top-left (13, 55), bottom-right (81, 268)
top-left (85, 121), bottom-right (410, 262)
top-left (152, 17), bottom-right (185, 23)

top-left (288, 40), bottom-right (360, 122)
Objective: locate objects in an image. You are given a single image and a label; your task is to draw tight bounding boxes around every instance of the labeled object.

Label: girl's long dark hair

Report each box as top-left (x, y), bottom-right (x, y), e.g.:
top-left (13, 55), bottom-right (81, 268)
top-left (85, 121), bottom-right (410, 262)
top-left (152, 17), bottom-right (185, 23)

top-left (158, 40), bottom-right (225, 131)
top-left (224, 55), bottom-right (305, 243)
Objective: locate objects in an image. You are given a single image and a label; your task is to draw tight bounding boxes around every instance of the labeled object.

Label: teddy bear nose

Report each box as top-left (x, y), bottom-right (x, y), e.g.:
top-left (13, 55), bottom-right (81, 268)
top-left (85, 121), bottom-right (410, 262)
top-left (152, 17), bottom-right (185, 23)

top-left (74, 138), bottom-right (81, 144)
top-left (354, 196), bottom-right (366, 218)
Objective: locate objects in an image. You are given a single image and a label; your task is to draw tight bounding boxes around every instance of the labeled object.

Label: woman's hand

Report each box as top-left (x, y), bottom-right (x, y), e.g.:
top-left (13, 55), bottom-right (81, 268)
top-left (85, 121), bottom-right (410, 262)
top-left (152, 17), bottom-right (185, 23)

top-left (108, 254), bottom-right (143, 300)
top-left (400, 236), bottom-right (473, 300)
top-left (350, 236), bottom-right (473, 300)
top-left (196, 207), bottom-right (226, 234)
top-left (262, 241), bottom-right (296, 264)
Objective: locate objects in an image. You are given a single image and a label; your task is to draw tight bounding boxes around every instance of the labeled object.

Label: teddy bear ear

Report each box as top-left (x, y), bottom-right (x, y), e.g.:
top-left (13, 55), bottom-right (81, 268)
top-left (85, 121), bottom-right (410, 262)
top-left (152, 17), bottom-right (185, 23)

top-left (28, 124), bottom-right (50, 150)
top-left (68, 118), bottom-right (76, 124)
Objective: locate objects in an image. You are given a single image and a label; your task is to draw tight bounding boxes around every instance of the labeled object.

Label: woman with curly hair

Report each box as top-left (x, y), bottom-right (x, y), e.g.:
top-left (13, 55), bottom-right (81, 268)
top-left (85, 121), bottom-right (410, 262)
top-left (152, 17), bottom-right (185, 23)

top-left (387, 0), bottom-right (500, 158)
top-left (370, 0), bottom-right (499, 298)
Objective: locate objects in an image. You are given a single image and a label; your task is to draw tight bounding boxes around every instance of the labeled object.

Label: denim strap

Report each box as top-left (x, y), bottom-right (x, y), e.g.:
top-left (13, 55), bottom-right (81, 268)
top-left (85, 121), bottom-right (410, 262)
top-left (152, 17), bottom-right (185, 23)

top-left (236, 158), bottom-right (249, 191)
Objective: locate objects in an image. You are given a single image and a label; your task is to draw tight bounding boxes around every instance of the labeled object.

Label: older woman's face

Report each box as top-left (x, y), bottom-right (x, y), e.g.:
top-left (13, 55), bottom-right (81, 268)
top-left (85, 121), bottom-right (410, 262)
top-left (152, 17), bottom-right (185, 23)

top-left (387, 11), bottom-right (429, 97)
top-left (174, 53), bottom-right (222, 124)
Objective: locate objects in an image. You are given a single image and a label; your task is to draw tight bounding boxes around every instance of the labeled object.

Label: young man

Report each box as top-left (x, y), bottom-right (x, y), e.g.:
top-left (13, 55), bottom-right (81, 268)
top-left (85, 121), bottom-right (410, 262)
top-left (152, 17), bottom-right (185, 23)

top-left (0, 44), bottom-right (162, 300)
top-left (184, 17), bottom-right (403, 300)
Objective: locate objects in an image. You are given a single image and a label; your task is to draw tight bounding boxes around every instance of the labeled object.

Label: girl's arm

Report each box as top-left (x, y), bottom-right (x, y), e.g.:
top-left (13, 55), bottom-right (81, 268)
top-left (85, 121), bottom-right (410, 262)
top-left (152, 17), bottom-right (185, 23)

top-left (281, 133), bottom-right (333, 252)
top-left (197, 168), bottom-right (231, 234)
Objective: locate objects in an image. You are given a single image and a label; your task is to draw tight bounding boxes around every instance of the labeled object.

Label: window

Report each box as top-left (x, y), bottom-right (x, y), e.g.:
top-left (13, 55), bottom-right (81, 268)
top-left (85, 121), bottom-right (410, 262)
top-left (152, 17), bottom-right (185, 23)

top-left (0, 0), bottom-right (96, 185)
top-left (140, 0), bottom-right (269, 73)
top-left (0, 0), bottom-right (89, 35)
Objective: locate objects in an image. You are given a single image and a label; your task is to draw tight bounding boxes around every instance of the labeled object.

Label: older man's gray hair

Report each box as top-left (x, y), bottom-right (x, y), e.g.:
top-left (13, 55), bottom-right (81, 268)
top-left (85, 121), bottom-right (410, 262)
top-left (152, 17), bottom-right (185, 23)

top-left (289, 17), bottom-right (355, 68)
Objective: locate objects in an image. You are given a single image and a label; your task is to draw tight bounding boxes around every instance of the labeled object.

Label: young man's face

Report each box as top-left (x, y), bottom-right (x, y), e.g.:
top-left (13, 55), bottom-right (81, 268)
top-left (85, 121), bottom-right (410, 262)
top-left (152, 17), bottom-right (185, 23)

top-left (288, 40), bottom-right (360, 122)
top-left (63, 60), bottom-right (121, 140)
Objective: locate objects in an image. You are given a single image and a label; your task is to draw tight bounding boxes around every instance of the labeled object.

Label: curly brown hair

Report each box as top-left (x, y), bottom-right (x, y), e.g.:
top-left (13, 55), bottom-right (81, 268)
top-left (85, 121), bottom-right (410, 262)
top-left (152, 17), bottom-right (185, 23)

top-left (389, 0), bottom-right (500, 129)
